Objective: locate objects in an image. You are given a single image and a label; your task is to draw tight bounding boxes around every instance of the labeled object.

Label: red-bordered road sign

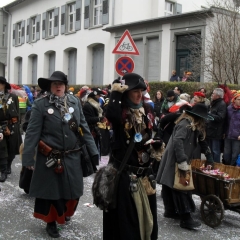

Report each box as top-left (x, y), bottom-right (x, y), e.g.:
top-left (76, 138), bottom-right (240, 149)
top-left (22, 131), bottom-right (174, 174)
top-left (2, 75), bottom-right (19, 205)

top-left (115, 56), bottom-right (135, 76)
top-left (112, 30), bottom-right (140, 55)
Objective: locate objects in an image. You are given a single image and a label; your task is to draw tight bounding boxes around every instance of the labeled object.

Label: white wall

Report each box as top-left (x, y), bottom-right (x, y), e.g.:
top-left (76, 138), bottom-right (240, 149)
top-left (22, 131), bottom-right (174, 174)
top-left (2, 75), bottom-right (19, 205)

top-left (178, 0), bottom-right (209, 12)
top-left (8, 0), bottom-right (113, 85)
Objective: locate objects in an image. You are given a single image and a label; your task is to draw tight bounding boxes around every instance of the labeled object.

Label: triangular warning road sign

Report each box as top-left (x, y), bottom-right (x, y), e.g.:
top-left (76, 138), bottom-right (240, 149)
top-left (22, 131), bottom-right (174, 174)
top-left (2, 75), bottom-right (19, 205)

top-left (112, 30), bottom-right (140, 55)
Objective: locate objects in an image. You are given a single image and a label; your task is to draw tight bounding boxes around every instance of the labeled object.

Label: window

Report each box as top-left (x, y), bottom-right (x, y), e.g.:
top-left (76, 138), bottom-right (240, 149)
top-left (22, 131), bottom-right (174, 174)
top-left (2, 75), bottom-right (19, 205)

top-left (32, 17), bottom-right (36, 41)
top-left (68, 3), bottom-right (76, 32)
top-left (93, 0), bottom-right (102, 26)
top-left (2, 25), bottom-right (6, 47)
top-left (17, 23), bottom-right (21, 45)
top-left (48, 10), bottom-right (54, 37)
top-left (84, 0), bottom-right (109, 29)
top-left (165, 1), bottom-right (173, 16)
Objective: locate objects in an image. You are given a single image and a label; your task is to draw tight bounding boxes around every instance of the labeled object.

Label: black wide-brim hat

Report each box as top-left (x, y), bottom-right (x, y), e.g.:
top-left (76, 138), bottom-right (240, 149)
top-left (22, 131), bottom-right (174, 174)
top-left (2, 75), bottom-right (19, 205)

top-left (185, 103), bottom-right (214, 121)
top-left (122, 73), bottom-right (147, 91)
top-left (88, 87), bottom-right (105, 97)
top-left (38, 71), bottom-right (68, 91)
top-left (0, 77), bottom-right (11, 90)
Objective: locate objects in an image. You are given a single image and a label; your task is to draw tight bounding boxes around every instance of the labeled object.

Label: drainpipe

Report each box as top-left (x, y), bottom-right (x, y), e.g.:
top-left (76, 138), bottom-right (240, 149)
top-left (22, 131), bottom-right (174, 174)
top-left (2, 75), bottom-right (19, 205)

top-left (112, 0), bottom-right (115, 25)
top-left (2, 7), bottom-right (11, 81)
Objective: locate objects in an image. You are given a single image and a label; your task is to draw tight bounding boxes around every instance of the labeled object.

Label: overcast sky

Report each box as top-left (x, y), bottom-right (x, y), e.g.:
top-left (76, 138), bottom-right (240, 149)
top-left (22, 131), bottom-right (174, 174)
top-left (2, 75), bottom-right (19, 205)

top-left (0, 0), bottom-right (15, 8)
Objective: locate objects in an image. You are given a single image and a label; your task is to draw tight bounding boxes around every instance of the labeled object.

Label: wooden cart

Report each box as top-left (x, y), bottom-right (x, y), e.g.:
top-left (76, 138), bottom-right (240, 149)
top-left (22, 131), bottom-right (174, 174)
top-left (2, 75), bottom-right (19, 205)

top-left (191, 159), bottom-right (240, 228)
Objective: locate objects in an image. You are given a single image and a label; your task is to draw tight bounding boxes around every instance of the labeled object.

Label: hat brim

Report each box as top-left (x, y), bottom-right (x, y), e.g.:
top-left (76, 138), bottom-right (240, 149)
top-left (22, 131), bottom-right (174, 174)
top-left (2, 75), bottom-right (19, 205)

top-left (38, 77), bottom-right (68, 90)
top-left (185, 110), bottom-right (214, 121)
top-left (0, 79), bottom-right (11, 90)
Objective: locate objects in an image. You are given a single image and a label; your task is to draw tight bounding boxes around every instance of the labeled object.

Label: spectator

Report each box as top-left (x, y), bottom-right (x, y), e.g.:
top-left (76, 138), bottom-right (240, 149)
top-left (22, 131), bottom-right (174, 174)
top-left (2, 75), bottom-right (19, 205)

top-left (153, 90), bottom-right (164, 118)
top-left (173, 86), bottom-right (183, 96)
top-left (180, 93), bottom-right (191, 103)
top-left (181, 71), bottom-right (188, 82)
top-left (170, 70), bottom-right (180, 82)
top-left (206, 88), bottom-right (227, 163)
top-left (223, 93), bottom-right (240, 165)
top-left (192, 92), bottom-right (205, 105)
top-left (161, 90), bottom-right (184, 115)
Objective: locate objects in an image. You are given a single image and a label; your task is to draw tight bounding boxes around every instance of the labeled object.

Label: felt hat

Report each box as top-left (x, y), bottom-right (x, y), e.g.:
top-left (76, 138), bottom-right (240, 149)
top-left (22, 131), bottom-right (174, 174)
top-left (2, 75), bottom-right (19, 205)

top-left (185, 103), bottom-right (214, 121)
top-left (0, 77), bottom-right (11, 90)
top-left (121, 73), bottom-right (147, 91)
top-left (38, 71), bottom-right (68, 91)
top-left (88, 87), bottom-right (105, 98)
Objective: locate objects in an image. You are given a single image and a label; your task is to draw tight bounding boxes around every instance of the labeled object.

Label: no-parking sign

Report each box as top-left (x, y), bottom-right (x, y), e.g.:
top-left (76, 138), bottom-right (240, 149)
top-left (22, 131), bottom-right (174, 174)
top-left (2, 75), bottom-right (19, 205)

top-left (115, 56), bottom-right (135, 76)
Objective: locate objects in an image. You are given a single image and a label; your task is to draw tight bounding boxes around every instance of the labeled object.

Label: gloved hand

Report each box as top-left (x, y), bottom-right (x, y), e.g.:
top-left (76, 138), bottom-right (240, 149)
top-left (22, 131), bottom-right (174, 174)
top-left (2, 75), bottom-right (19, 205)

top-left (111, 78), bottom-right (128, 93)
top-left (151, 137), bottom-right (163, 150)
top-left (205, 153), bottom-right (214, 169)
top-left (178, 161), bottom-right (190, 171)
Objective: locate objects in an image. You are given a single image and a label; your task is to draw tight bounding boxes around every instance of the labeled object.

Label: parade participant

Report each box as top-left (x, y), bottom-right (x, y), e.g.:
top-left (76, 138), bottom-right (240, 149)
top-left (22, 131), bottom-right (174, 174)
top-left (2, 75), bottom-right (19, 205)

top-left (192, 91), bottom-right (205, 105)
top-left (104, 73), bottom-right (163, 240)
top-left (156, 104), bottom-right (214, 230)
top-left (0, 77), bottom-right (22, 181)
top-left (82, 87), bottom-right (106, 171)
top-left (153, 90), bottom-right (164, 119)
top-left (22, 71), bottom-right (98, 238)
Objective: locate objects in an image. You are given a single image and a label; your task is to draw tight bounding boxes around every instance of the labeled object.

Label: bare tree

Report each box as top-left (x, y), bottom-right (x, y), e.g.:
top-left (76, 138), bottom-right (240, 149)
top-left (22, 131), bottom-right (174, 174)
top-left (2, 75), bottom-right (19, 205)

top-left (202, 0), bottom-right (240, 84)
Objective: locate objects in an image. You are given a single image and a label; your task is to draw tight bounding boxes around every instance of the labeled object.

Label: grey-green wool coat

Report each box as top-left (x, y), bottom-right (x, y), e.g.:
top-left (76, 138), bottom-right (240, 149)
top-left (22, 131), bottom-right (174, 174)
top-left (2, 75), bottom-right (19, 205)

top-left (22, 94), bottom-right (98, 200)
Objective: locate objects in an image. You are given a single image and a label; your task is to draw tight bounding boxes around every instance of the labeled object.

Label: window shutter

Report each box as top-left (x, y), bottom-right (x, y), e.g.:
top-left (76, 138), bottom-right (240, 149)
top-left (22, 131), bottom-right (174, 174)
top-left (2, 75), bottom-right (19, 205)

top-left (75, 0), bottom-right (82, 31)
top-left (36, 14), bottom-right (41, 41)
top-left (26, 18), bottom-right (30, 43)
top-left (61, 5), bottom-right (66, 34)
top-left (84, 0), bottom-right (90, 29)
top-left (102, 0), bottom-right (109, 25)
top-left (12, 23), bottom-right (16, 46)
top-left (54, 7), bottom-right (59, 36)
top-left (21, 20), bottom-right (25, 44)
top-left (42, 12), bottom-right (46, 39)
top-left (176, 4), bottom-right (182, 14)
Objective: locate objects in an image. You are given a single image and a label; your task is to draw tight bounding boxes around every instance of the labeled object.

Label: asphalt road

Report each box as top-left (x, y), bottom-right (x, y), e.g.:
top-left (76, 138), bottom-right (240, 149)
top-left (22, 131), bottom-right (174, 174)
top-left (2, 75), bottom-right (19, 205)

top-left (0, 155), bottom-right (240, 240)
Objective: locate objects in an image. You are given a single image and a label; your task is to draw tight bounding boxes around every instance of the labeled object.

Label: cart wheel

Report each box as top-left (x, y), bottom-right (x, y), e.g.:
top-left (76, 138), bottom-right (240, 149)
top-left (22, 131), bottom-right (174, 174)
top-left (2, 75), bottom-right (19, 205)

top-left (200, 194), bottom-right (224, 228)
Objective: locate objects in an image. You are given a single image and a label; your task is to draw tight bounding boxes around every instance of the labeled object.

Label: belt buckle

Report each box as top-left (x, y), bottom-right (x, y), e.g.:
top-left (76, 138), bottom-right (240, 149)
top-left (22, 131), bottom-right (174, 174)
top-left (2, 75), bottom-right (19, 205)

top-left (137, 167), bottom-right (144, 175)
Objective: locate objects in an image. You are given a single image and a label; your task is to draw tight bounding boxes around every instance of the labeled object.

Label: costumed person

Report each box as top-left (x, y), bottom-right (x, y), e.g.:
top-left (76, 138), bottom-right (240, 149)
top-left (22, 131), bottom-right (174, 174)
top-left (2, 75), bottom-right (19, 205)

top-left (22, 71), bottom-right (98, 238)
top-left (0, 77), bottom-right (22, 182)
top-left (23, 85), bottom-right (34, 111)
top-left (156, 104), bottom-right (214, 230)
top-left (103, 73), bottom-right (164, 240)
top-left (77, 86), bottom-right (91, 106)
top-left (82, 87), bottom-right (106, 172)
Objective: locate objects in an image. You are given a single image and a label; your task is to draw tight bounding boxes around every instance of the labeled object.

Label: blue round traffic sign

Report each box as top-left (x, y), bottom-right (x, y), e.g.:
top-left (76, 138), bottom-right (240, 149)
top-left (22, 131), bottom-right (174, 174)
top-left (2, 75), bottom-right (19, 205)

top-left (115, 56), bottom-right (135, 76)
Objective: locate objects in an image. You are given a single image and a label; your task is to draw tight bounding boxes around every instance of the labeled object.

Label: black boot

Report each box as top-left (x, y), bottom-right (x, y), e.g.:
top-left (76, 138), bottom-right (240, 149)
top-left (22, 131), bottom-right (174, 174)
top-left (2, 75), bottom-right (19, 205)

top-left (0, 172), bottom-right (7, 182)
top-left (6, 166), bottom-right (11, 175)
top-left (180, 213), bottom-right (201, 229)
top-left (46, 221), bottom-right (60, 238)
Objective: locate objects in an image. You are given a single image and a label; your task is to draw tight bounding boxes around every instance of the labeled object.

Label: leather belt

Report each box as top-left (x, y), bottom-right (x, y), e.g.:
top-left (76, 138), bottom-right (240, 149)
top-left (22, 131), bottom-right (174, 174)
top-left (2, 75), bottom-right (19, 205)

top-left (113, 157), bottom-right (150, 176)
top-left (52, 148), bottom-right (81, 156)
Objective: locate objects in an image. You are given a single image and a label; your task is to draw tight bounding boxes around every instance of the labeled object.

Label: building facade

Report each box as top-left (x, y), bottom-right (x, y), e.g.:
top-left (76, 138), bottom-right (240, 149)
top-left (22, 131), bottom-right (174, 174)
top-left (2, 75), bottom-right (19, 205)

top-left (2, 0), bottom-right (212, 85)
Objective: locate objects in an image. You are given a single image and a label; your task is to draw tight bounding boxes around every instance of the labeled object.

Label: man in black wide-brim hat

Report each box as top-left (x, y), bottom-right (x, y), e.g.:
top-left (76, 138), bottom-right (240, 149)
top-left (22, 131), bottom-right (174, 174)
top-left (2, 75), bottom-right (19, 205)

top-left (0, 77), bottom-right (22, 182)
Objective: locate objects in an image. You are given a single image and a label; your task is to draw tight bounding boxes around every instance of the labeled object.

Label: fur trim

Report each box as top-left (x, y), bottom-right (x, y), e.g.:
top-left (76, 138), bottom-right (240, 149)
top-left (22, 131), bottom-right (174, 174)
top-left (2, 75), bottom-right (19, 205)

top-left (87, 97), bottom-right (103, 117)
top-left (111, 83), bottom-right (128, 93)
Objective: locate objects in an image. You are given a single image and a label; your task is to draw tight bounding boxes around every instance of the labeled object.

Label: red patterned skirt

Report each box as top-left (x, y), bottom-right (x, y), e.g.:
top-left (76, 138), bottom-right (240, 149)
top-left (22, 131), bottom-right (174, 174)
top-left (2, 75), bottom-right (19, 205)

top-left (33, 198), bottom-right (79, 224)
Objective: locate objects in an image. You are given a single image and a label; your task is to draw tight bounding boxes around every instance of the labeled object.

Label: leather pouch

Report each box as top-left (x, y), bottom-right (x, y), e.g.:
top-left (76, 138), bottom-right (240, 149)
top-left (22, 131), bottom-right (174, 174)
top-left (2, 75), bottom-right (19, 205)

top-left (38, 140), bottom-right (52, 157)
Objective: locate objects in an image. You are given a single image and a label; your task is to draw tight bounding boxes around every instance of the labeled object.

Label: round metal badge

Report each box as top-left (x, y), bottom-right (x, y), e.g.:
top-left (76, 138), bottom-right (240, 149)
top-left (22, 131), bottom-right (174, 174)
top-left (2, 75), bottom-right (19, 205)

top-left (69, 107), bottom-right (74, 114)
top-left (48, 108), bottom-right (54, 114)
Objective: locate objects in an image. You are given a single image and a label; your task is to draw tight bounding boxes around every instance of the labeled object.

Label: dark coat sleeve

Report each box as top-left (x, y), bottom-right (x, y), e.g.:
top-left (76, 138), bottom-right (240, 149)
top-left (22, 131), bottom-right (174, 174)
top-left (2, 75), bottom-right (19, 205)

top-left (209, 101), bottom-right (226, 123)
